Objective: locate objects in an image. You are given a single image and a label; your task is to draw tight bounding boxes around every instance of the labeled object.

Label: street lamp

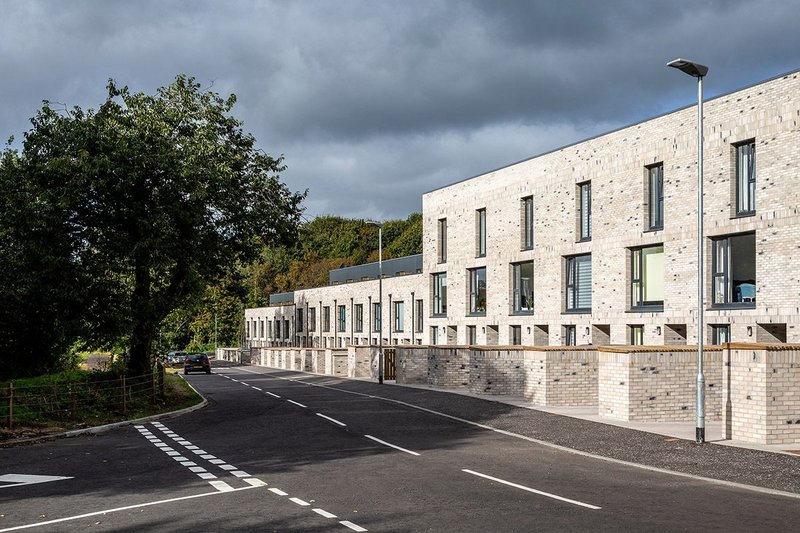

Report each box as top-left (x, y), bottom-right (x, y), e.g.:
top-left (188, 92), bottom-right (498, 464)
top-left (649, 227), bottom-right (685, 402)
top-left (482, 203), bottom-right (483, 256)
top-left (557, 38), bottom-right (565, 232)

top-left (366, 220), bottom-right (384, 384)
top-left (668, 57), bottom-right (708, 444)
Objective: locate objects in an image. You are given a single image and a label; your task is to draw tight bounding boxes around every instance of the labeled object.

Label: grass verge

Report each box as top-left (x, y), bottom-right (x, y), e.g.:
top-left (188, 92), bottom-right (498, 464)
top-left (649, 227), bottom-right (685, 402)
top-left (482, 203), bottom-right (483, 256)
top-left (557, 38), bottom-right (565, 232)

top-left (0, 369), bottom-right (202, 445)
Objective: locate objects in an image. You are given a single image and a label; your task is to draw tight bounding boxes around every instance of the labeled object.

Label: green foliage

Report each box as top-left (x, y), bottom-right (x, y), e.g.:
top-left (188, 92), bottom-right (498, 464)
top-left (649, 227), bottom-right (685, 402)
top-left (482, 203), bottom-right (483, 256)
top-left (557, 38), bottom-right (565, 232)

top-left (0, 75), bottom-right (305, 378)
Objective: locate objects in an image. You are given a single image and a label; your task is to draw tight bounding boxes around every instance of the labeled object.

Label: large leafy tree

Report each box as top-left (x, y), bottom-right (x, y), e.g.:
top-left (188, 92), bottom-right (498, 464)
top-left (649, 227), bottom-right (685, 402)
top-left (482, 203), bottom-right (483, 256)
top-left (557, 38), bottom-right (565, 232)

top-left (0, 75), bottom-right (305, 376)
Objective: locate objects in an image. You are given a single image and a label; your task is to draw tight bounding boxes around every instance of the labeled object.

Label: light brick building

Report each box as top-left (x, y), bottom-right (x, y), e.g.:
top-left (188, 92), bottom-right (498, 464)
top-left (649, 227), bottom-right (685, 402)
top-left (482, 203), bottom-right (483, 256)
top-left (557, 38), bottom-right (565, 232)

top-left (247, 69), bottom-right (800, 350)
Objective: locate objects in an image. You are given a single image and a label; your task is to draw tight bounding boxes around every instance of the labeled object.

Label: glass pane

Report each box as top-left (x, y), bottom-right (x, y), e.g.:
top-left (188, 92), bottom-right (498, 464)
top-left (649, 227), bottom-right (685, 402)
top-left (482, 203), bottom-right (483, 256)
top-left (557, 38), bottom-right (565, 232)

top-left (642, 246), bottom-right (664, 303)
top-left (576, 255), bottom-right (592, 309)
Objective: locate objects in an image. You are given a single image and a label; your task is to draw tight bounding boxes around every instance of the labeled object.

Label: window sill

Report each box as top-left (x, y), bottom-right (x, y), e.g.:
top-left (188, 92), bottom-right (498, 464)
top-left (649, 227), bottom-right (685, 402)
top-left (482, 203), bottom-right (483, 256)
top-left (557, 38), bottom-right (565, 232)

top-left (467, 312), bottom-right (487, 317)
top-left (627, 305), bottom-right (664, 313)
top-left (521, 246), bottom-right (534, 252)
top-left (510, 311), bottom-right (534, 316)
top-left (709, 303), bottom-right (756, 310)
top-left (563, 309), bottom-right (591, 315)
top-left (643, 226), bottom-right (663, 233)
top-left (577, 237), bottom-right (592, 243)
top-left (431, 313), bottom-right (447, 318)
top-left (732, 211), bottom-right (755, 219)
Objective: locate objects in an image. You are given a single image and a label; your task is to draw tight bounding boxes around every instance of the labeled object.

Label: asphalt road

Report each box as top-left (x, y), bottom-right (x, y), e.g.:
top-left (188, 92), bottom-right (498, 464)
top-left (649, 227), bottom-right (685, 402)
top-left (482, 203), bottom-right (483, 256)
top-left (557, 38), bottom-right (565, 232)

top-left (2, 365), bottom-right (800, 532)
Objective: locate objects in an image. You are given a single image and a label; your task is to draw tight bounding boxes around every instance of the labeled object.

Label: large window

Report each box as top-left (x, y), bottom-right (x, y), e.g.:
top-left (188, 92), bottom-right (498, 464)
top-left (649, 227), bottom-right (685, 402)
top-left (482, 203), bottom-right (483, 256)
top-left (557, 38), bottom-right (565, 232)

top-left (337, 305), bottom-right (346, 332)
top-left (354, 304), bottom-right (363, 333)
top-left (394, 301), bottom-right (404, 332)
top-left (437, 218), bottom-right (447, 263)
top-left (578, 182), bottom-right (592, 241)
top-left (521, 196), bottom-right (534, 250)
top-left (648, 164), bottom-right (664, 230)
top-left (296, 309), bottom-right (304, 332)
top-left (712, 233), bottom-right (756, 307)
top-left (565, 254), bottom-right (592, 312)
top-left (512, 261), bottom-right (534, 314)
top-left (468, 267), bottom-right (487, 315)
top-left (283, 319), bottom-right (289, 339)
top-left (309, 307), bottom-right (316, 332)
top-left (323, 306), bottom-right (330, 332)
top-left (372, 302), bottom-right (381, 332)
top-left (735, 140), bottom-right (756, 216)
top-left (433, 273), bottom-right (447, 315)
top-left (275, 320), bottom-right (281, 339)
top-left (476, 208), bottom-right (486, 257)
top-left (630, 245), bottom-right (664, 309)
top-left (415, 299), bottom-right (424, 333)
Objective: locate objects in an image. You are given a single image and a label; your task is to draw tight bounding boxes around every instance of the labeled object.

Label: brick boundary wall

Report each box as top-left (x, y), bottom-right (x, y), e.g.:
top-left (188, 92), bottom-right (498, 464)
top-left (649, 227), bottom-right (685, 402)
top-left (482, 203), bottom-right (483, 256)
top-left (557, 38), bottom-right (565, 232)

top-left (723, 344), bottom-right (800, 445)
top-left (469, 348), bottom-right (525, 396)
top-left (524, 347), bottom-right (598, 406)
top-left (598, 346), bottom-right (723, 422)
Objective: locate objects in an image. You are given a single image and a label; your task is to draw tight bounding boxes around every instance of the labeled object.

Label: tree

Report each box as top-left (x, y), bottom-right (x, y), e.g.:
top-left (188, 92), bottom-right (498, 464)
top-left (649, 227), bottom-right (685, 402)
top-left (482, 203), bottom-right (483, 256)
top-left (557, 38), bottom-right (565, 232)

top-left (0, 75), bottom-right (305, 375)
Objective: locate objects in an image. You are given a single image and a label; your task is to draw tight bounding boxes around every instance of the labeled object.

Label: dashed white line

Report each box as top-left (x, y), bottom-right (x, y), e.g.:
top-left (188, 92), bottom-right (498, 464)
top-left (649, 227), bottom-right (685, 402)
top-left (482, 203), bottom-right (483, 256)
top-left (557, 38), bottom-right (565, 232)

top-left (290, 497), bottom-right (310, 506)
top-left (209, 480), bottom-right (235, 492)
top-left (269, 488), bottom-right (288, 496)
top-left (313, 508), bottom-right (338, 519)
top-left (462, 469), bottom-right (601, 510)
top-left (340, 520), bottom-right (368, 532)
top-left (265, 392), bottom-right (281, 398)
top-left (364, 435), bottom-right (420, 456)
top-left (252, 386), bottom-right (263, 391)
top-left (316, 413), bottom-right (347, 427)
top-left (287, 400), bottom-right (307, 408)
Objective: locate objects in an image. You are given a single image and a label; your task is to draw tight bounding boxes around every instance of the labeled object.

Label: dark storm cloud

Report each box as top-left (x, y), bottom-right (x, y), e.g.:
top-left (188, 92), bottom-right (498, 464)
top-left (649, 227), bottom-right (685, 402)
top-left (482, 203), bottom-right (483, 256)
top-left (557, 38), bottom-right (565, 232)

top-left (2, 0), bottom-right (799, 219)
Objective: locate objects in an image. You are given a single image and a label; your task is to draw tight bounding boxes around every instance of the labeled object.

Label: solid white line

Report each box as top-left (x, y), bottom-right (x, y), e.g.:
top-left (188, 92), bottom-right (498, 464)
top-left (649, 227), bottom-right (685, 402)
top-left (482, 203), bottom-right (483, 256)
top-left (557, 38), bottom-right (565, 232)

top-left (290, 497), bottom-right (310, 506)
top-left (0, 485), bottom-right (262, 532)
top-left (364, 435), bottom-right (420, 456)
top-left (287, 400), bottom-right (307, 408)
top-left (266, 392), bottom-right (281, 398)
top-left (340, 520), bottom-right (368, 532)
top-left (313, 508), bottom-right (337, 519)
top-left (209, 480), bottom-right (235, 492)
top-left (316, 413), bottom-right (347, 427)
top-left (269, 488), bottom-right (288, 496)
top-left (462, 469), bottom-right (601, 510)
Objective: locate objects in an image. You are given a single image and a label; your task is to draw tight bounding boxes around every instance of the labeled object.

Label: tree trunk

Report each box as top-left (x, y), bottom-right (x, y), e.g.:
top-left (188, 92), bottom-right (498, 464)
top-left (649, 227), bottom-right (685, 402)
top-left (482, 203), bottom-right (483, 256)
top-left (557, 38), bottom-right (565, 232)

top-left (128, 260), bottom-right (154, 375)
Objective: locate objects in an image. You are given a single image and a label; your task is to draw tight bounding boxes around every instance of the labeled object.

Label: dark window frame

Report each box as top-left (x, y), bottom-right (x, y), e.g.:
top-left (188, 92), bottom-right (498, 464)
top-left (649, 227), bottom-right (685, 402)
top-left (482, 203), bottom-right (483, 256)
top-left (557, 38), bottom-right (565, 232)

top-left (521, 196), bottom-right (534, 250)
top-left (432, 272), bottom-right (448, 316)
top-left (711, 232), bottom-right (756, 308)
top-left (735, 140), bottom-right (756, 217)
top-left (565, 254), bottom-right (592, 313)
top-left (647, 163), bottom-right (664, 230)
top-left (476, 208), bottom-right (487, 258)
top-left (511, 260), bottom-right (534, 314)
top-left (630, 244), bottom-right (664, 310)
top-left (578, 182), bottom-right (592, 241)
top-left (437, 218), bottom-right (448, 263)
top-left (468, 267), bottom-right (487, 316)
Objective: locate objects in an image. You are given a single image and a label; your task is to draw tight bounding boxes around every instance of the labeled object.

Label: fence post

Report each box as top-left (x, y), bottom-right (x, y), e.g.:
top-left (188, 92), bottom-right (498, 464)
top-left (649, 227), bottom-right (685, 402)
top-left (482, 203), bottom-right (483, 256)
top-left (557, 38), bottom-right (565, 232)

top-left (71, 382), bottom-right (77, 418)
top-left (121, 375), bottom-right (126, 414)
top-left (6, 382), bottom-right (12, 430)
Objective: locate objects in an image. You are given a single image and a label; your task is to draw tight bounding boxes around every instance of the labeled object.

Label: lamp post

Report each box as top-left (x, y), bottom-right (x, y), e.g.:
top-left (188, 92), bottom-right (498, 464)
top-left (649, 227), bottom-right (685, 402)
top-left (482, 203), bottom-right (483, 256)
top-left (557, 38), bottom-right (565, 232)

top-left (668, 58), bottom-right (708, 444)
top-left (367, 220), bottom-right (384, 384)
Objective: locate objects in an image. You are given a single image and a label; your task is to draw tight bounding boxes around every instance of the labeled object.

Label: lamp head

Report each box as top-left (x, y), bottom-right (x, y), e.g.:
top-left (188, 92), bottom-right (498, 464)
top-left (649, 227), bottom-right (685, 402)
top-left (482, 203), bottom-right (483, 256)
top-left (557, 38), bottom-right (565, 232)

top-left (667, 58), bottom-right (708, 78)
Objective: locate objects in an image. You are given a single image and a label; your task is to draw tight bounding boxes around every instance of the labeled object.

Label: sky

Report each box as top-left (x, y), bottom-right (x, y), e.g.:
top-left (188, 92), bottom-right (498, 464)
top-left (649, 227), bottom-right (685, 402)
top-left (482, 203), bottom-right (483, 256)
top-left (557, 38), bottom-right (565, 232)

top-left (2, 0), bottom-right (799, 221)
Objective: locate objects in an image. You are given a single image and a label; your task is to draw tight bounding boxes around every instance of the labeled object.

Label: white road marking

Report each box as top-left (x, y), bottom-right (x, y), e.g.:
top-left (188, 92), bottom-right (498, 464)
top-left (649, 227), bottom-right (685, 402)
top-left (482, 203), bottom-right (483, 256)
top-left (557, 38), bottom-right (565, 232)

top-left (287, 399), bottom-right (307, 408)
top-left (209, 480), bottom-right (235, 492)
top-left (0, 485), bottom-right (262, 532)
top-left (219, 464), bottom-right (237, 471)
top-left (462, 469), bottom-right (601, 510)
top-left (266, 392), bottom-right (281, 398)
top-left (340, 520), bottom-right (368, 532)
top-left (252, 386), bottom-right (262, 391)
top-left (244, 478), bottom-right (266, 487)
top-left (240, 382), bottom-right (249, 386)
top-left (210, 459), bottom-right (226, 465)
top-left (189, 467), bottom-right (207, 473)
top-left (200, 454), bottom-right (216, 460)
top-left (0, 475), bottom-right (73, 489)
top-left (316, 413), bottom-right (347, 427)
top-left (290, 497), bottom-right (310, 506)
top-left (313, 508), bottom-right (337, 519)
top-left (232, 471), bottom-right (250, 478)
top-left (198, 473), bottom-right (217, 480)
top-left (364, 435), bottom-right (420, 456)
top-left (269, 488), bottom-right (288, 496)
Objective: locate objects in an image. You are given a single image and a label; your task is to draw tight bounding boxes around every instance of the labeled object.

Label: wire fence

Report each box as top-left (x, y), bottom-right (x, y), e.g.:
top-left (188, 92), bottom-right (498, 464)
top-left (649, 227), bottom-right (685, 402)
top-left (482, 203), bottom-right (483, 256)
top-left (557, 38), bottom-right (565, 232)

top-left (1, 364), bottom-right (166, 430)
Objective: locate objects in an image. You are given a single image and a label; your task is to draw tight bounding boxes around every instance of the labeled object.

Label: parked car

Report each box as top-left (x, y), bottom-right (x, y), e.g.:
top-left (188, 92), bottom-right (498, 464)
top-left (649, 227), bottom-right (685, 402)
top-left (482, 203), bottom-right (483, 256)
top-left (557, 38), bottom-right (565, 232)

top-left (184, 353), bottom-right (211, 374)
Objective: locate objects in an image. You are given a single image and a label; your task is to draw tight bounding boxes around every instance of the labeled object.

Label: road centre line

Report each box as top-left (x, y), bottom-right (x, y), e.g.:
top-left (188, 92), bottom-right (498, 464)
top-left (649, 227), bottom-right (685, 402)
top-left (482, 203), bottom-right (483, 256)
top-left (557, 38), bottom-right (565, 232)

top-left (290, 497), bottom-right (310, 506)
top-left (364, 435), bottom-right (420, 456)
top-left (462, 469), bottom-right (601, 510)
top-left (241, 369), bottom-right (800, 502)
top-left (340, 520), bottom-right (368, 532)
top-left (0, 485), bottom-right (261, 532)
top-left (316, 413), bottom-right (347, 426)
top-left (266, 391), bottom-right (281, 398)
top-left (287, 399), bottom-right (307, 408)
top-left (313, 508), bottom-right (338, 518)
